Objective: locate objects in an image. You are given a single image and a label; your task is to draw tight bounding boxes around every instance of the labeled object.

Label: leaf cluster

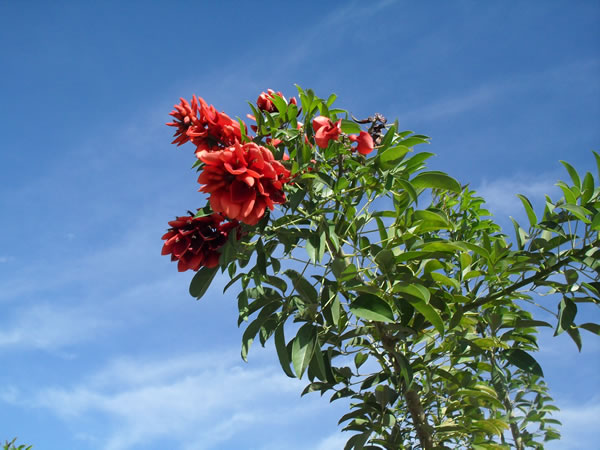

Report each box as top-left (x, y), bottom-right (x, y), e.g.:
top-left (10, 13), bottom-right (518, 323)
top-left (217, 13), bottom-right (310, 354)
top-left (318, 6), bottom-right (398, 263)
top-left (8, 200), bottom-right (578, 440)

top-left (184, 87), bottom-right (598, 449)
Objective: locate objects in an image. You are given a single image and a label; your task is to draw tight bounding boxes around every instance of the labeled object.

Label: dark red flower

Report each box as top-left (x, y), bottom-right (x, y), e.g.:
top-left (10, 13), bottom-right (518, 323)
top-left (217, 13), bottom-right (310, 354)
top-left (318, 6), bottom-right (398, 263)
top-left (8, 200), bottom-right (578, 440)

top-left (161, 214), bottom-right (238, 271)
top-left (349, 131), bottom-right (375, 155)
top-left (166, 97), bottom-right (199, 146)
top-left (312, 116), bottom-right (342, 148)
top-left (197, 142), bottom-right (291, 225)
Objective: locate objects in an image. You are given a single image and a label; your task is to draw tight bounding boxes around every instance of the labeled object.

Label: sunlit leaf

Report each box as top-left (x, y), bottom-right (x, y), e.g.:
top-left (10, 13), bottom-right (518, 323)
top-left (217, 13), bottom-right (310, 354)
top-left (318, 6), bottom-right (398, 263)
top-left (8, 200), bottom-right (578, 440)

top-left (411, 171), bottom-right (461, 193)
top-left (406, 298), bottom-right (444, 334)
top-left (516, 194), bottom-right (537, 227)
top-left (292, 323), bottom-right (317, 378)
top-left (350, 294), bottom-right (395, 322)
top-left (379, 145), bottom-right (410, 169)
top-left (560, 160), bottom-right (581, 188)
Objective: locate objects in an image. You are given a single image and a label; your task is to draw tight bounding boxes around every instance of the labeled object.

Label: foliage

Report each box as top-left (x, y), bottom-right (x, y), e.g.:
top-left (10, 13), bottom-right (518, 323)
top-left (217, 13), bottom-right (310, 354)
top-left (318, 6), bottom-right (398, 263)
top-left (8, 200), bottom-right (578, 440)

top-left (163, 87), bottom-right (599, 449)
top-left (3, 439), bottom-right (32, 450)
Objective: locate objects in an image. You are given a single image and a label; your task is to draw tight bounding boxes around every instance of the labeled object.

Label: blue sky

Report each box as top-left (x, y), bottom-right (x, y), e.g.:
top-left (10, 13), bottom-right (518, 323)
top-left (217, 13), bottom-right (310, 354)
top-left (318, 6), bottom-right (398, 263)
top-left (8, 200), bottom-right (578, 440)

top-left (0, 1), bottom-right (598, 448)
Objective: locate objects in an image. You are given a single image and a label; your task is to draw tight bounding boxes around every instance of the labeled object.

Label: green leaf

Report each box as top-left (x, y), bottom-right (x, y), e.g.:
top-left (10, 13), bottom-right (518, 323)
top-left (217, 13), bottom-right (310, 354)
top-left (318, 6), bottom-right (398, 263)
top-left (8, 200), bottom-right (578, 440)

top-left (513, 319), bottom-right (552, 329)
top-left (556, 180), bottom-right (577, 204)
top-left (270, 93), bottom-right (288, 115)
top-left (579, 322), bottom-right (600, 335)
top-left (354, 352), bottom-right (368, 369)
top-left (407, 298), bottom-right (444, 335)
top-left (189, 267), bottom-right (218, 299)
top-left (555, 297), bottom-right (577, 336)
top-left (241, 313), bottom-right (272, 361)
top-left (591, 212), bottom-right (600, 231)
top-left (516, 194), bottom-right (537, 227)
top-left (291, 323), bottom-right (317, 378)
top-left (274, 325), bottom-right (296, 378)
top-left (411, 171), bottom-right (461, 193)
top-left (566, 326), bottom-right (582, 351)
top-left (395, 178), bottom-right (419, 205)
top-left (375, 216), bottom-right (388, 243)
top-left (448, 306), bottom-right (464, 330)
top-left (400, 136), bottom-right (429, 147)
top-left (413, 210), bottom-right (453, 230)
top-left (395, 284), bottom-right (430, 303)
top-left (560, 160), bottom-right (581, 188)
top-left (310, 346), bottom-right (329, 381)
top-left (506, 349), bottom-right (544, 377)
top-left (594, 151), bottom-right (600, 181)
top-left (510, 217), bottom-right (528, 250)
top-left (341, 119), bottom-right (362, 134)
top-left (326, 93), bottom-right (337, 107)
top-left (375, 249), bottom-right (395, 272)
top-left (560, 204), bottom-right (592, 223)
top-left (284, 269), bottom-right (318, 304)
top-left (350, 294), bottom-right (395, 322)
top-left (581, 172), bottom-right (595, 204)
top-left (264, 275), bottom-right (287, 293)
top-left (431, 272), bottom-right (460, 290)
top-left (379, 146), bottom-right (410, 169)
top-left (379, 124), bottom-right (396, 150)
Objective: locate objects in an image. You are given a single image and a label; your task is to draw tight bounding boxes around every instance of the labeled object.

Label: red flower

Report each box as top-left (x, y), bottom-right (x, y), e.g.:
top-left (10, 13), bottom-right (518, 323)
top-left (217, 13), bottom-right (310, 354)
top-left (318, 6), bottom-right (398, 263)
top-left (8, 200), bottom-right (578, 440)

top-left (197, 142), bottom-right (291, 225)
top-left (166, 96), bottom-right (244, 154)
top-left (161, 214), bottom-right (238, 271)
top-left (312, 116), bottom-right (342, 148)
top-left (189, 97), bottom-right (244, 155)
top-left (166, 97), bottom-right (199, 146)
top-left (256, 89), bottom-right (289, 113)
top-left (349, 131), bottom-right (375, 155)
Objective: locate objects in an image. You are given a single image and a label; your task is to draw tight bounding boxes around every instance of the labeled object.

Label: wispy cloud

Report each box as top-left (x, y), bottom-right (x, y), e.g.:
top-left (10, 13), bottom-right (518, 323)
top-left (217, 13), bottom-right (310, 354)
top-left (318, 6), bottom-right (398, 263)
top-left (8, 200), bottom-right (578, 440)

top-left (545, 398), bottom-right (600, 450)
top-left (475, 171), bottom-right (561, 220)
top-left (314, 431), bottom-right (351, 450)
top-left (9, 351), bottom-right (343, 450)
top-left (397, 84), bottom-right (499, 124)
top-left (0, 302), bottom-right (112, 351)
top-left (395, 58), bottom-right (599, 124)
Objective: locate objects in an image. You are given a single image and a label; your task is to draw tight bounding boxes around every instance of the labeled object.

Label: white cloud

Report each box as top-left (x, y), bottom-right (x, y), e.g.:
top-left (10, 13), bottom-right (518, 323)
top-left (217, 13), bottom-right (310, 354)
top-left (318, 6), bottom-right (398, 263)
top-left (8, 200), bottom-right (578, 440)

top-left (395, 59), bottom-right (599, 124)
top-left (475, 172), bottom-right (561, 220)
top-left (545, 398), bottom-right (600, 450)
top-left (315, 431), bottom-right (350, 450)
top-left (397, 84), bottom-right (499, 123)
top-left (0, 303), bottom-right (112, 351)
top-left (20, 351), bottom-right (339, 450)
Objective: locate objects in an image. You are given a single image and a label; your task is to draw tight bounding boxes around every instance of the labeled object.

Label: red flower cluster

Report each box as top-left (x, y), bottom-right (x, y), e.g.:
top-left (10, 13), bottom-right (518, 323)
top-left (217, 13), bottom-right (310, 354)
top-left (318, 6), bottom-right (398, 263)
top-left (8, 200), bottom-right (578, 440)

top-left (197, 142), bottom-right (290, 225)
top-left (312, 116), bottom-right (342, 148)
top-left (167, 96), bottom-right (243, 155)
top-left (161, 214), bottom-right (238, 271)
top-left (256, 89), bottom-right (297, 113)
top-left (349, 131), bottom-right (375, 155)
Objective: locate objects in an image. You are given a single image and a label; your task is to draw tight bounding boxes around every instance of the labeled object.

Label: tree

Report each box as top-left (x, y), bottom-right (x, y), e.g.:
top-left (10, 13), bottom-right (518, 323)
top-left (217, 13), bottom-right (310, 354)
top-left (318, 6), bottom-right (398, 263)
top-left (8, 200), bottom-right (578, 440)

top-left (162, 87), bottom-right (599, 449)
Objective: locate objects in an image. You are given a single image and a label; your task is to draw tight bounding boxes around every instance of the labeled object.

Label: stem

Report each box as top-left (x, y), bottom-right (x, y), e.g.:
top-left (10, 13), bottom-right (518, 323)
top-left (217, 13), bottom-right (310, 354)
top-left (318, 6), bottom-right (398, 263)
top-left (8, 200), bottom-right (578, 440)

top-left (379, 328), bottom-right (433, 449)
top-left (490, 351), bottom-right (524, 450)
top-left (404, 388), bottom-right (433, 450)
